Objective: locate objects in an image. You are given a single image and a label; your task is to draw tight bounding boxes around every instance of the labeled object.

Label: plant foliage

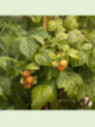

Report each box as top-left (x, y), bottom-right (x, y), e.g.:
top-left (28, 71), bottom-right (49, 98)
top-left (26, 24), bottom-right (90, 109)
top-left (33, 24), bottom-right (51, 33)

top-left (0, 16), bottom-right (95, 109)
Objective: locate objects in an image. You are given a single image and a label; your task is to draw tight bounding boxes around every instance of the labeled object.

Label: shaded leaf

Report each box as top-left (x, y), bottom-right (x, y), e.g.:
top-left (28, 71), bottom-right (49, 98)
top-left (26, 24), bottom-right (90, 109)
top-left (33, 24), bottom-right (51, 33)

top-left (70, 50), bottom-right (88, 67)
top-left (31, 35), bottom-right (45, 45)
top-left (69, 48), bottom-right (79, 59)
top-left (0, 77), bottom-right (11, 96)
top-left (35, 49), bottom-right (52, 66)
top-left (57, 71), bottom-right (84, 97)
top-left (19, 37), bottom-right (37, 60)
top-left (25, 62), bottom-right (40, 70)
top-left (31, 85), bottom-right (57, 109)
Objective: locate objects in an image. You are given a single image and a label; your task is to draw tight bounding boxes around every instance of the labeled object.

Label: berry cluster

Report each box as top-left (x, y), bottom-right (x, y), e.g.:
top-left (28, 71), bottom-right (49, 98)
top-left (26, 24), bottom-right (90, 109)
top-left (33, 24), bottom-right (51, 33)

top-left (52, 60), bottom-right (68, 72)
top-left (20, 70), bottom-right (34, 89)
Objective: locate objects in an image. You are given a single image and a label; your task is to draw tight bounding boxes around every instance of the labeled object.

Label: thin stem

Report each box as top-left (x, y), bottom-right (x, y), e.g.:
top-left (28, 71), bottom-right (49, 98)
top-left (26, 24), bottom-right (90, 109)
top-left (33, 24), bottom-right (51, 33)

top-left (43, 16), bottom-right (47, 31)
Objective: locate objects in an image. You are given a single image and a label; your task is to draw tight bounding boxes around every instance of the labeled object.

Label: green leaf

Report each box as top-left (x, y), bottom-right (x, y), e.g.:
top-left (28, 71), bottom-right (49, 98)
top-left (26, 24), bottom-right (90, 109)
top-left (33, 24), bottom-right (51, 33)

top-left (62, 44), bottom-right (70, 53)
top-left (63, 16), bottom-right (79, 30)
top-left (77, 85), bottom-right (87, 101)
top-left (93, 48), bottom-right (95, 58)
top-left (70, 50), bottom-right (88, 67)
top-left (31, 85), bottom-right (57, 109)
top-left (0, 34), bottom-right (20, 57)
top-left (0, 77), bottom-right (11, 96)
top-left (87, 84), bottom-right (95, 102)
top-left (47, 80), bottom-right (57, 90)
top-left (44, 67), bottom-right (59, 81)
top-left (69, 48), bottom-right (79, 59)
top-left (47, 19), bottom-right (58, 32)
top-left (82, 43), bottom-right (92, 51)
top-left (29, 16), bottom-right (42, 24)
top-left (79, 67), bottom-right (95, 82)
top-left (77, 83), bottom-right (95, 102)
top-left (2, 56), bottom-right (17, 62)
top-left (35, 49), bottom-right (52, 66)
top-left (19, 37), bottom-right (37, 60)
top-left (0, 57), bottom-right (7, 70)
top-left (25, 62), bottom-right (40, 70)
top-left (67, 29), bottom-right (85, 48)
top-left (88, 57), bottom-right (95, 72)
top-left (90, 49), bottom-right (95, 71)
top-left (0, 56), bottom-right (17, 70)
top-left (0, 96), bottom-right (10, 109)
top-left (31, 35), bottom-right (45, 45)
top-left (0, 87), bottom-right (3, 96)
top-left (57, 71), bottom-right (84, 97)
top-left (55, 32), bottom-right (68, 41)
top-left (29, 30), bottom-right (50, 39)
top-left (0, 34), bottom-right (13, 48)
top-left (87, 30), bottom-right (95, 42)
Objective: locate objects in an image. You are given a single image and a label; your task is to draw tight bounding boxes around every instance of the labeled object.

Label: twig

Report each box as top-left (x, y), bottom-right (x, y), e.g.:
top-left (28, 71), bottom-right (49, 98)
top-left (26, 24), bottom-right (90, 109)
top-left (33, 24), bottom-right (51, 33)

top-left (43, 16), bottom-right (47, 31)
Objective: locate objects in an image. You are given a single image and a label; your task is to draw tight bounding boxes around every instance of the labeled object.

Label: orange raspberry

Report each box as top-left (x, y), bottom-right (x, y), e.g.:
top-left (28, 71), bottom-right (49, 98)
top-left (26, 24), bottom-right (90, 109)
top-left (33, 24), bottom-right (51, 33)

top-left (25, 84), bottom-right (31, 89)
top-left (58, 65), bottom-right (65, 72)
top-left (51, 61), bottom-right (57, 67)
top-left (60, 60), bottom-right (68, 68)
top-left (26, 76), bottom-right (34, 84)
top-left (23, 70), bottom-right (30, 77)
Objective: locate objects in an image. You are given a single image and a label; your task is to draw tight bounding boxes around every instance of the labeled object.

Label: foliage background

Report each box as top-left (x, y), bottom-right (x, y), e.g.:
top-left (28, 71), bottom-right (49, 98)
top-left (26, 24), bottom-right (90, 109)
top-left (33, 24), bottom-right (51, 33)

top-left (0, 16), bottom-right (95, 109)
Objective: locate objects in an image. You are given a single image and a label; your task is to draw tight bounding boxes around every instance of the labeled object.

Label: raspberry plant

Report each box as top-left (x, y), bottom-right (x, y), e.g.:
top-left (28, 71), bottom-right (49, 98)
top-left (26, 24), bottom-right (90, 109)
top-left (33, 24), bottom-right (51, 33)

top-left (0, 16), bottom-right (95, 109)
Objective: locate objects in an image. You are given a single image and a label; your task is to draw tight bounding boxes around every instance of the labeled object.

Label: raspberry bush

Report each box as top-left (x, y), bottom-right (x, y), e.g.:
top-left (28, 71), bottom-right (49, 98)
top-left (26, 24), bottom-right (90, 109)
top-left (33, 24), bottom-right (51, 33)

top-left (0, 16), bottom-right (95, 109)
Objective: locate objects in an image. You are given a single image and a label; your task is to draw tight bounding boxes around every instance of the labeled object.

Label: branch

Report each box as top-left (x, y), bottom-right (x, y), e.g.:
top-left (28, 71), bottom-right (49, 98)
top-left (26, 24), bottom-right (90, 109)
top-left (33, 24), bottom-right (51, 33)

top-left (43, 16), bottom-right (47, 31)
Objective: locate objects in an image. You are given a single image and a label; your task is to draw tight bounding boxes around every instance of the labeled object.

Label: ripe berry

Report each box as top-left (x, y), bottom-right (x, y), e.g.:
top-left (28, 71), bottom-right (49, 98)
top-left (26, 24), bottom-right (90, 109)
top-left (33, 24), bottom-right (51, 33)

top-left (51, 61), bottom-right (57, 67)
top-left (26, 76), bottom-right (34, 84)
top-left (58, 65), bottom-right (65, 72)
top-left (25, 84), bottom-right (31, 89)
top-left (60, 60), bottom-right (68, 68)
top-left (23, 70), bottom-right (30, 77)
